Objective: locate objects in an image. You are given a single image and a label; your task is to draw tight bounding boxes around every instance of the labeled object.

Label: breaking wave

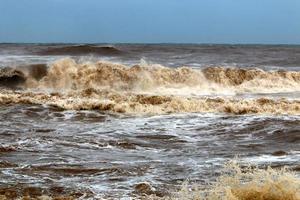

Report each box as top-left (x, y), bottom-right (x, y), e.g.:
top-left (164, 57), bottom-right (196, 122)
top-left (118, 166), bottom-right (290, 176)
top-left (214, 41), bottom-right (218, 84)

top-left (1, 90), bottom-right (299, 114)
top-left (0, 68), bottom-right (26, 88)
top-left (0, 58), bottom-right (300, 115)
top-left (0, 64), bottom-right (47, 88)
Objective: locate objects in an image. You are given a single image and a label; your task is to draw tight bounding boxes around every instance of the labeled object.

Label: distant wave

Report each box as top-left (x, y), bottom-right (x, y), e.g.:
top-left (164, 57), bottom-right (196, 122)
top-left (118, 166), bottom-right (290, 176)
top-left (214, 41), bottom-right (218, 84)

top-left (37, 44), bottom-right (123, 56)
top-left (1, 58), bottom-right (300, 115)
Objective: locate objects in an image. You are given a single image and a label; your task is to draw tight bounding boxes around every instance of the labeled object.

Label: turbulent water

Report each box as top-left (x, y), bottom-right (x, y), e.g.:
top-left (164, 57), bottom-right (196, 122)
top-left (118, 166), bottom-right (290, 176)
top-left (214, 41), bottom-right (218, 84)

top-left (0, 44), bottom-right (299, 199)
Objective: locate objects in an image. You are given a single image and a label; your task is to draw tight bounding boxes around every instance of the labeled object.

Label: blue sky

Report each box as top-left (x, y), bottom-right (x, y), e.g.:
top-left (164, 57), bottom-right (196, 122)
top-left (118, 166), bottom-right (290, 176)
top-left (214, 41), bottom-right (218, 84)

top-left (0, 0), bottom-right (300, 44)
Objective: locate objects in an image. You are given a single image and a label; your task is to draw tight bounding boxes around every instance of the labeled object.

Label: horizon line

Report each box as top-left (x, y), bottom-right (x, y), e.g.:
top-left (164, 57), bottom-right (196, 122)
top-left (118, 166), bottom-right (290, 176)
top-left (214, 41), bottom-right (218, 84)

top-left (1, 42), bottom-right (300, 46)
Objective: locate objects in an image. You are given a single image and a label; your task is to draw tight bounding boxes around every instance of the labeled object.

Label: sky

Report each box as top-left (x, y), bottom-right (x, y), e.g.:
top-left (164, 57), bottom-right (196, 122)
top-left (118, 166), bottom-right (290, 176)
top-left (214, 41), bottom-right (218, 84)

top-left (0, 0), bottom-right (300, 44)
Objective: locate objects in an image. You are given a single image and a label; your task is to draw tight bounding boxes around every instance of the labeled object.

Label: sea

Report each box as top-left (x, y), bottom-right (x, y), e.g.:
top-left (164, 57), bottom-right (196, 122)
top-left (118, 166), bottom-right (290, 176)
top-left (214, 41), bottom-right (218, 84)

top-left (0, 44), bottom-right (299, 199)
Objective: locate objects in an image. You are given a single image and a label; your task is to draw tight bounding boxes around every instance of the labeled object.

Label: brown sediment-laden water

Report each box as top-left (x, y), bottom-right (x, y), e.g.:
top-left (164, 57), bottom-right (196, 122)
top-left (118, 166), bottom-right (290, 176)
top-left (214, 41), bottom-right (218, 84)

top-left (0, 44), bottom-right (299, 199)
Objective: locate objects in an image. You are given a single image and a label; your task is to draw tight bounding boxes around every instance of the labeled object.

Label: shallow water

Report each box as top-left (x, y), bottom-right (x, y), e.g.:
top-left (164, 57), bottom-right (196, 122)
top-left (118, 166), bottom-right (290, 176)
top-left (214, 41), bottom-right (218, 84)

top-left (0, 104), bottom-right (299, 198)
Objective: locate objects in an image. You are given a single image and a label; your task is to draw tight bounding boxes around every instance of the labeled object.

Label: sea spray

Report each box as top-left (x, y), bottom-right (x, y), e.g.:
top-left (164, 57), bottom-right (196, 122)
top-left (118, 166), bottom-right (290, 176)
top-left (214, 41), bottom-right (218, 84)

top-left (153, 161), bottom-right (300, 200)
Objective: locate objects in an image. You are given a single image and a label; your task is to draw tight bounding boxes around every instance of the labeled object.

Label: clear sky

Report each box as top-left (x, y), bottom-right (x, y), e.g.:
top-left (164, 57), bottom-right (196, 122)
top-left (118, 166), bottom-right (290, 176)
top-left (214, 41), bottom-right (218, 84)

top-left (1, 0), bottom-right (300, 44)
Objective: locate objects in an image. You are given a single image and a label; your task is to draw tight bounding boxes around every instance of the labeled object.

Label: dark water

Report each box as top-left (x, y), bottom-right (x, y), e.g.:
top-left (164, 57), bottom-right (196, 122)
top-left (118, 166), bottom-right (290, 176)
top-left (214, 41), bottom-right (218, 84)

top-left (1, 44), bottom-right (300, 70)
top-left (0, 44), bottom-right (299, 199)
